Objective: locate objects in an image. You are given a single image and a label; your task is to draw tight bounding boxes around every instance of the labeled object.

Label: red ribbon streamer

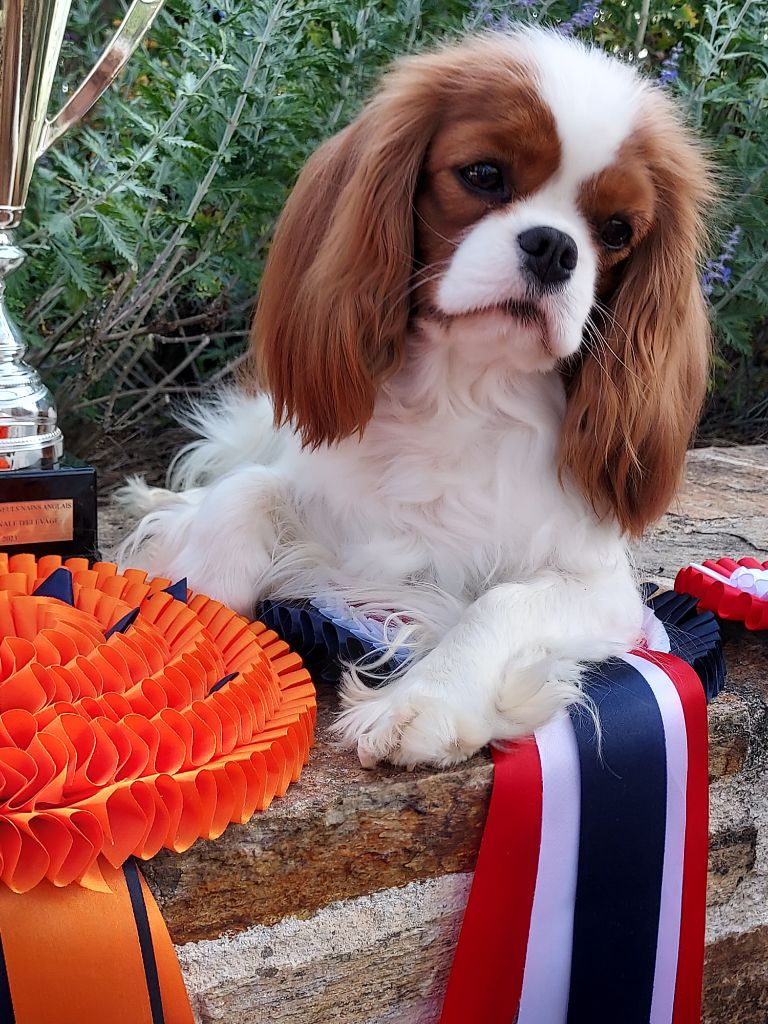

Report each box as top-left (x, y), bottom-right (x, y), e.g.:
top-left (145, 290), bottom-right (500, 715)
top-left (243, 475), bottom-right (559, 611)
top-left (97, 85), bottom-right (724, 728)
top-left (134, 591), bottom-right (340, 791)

top-left (440, 739), bottom-right (543, 1024)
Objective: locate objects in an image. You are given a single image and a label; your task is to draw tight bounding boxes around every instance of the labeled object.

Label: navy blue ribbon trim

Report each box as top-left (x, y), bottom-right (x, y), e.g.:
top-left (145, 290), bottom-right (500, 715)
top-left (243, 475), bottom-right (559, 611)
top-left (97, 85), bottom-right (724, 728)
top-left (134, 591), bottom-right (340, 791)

top-left (208, 671), bottom-right (239, 695)
top-left (106, 607), bottom-right (142, 638)
top-left (163, 579), bottom-right (188, 604)
top-left (31, 568), bottom-right (74, 606)
top-left (256, 600), bottom-right (395, 686)
top-left (566, 659), bottom-right (667, 1024)
top-left (0, 935), bottom-right (15, 1024)
top-left (106, 578), bottom-right (189, 639)
top-left (123, 858), bottom-right (165, 1024)
top-left (645, 586), bottom-right (726, 701)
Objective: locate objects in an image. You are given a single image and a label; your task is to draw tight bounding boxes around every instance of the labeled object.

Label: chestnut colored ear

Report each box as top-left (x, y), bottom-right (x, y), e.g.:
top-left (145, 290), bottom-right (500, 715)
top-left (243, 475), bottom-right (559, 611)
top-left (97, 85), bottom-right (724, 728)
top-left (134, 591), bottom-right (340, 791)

top-left (252, 64), bottom-right (439, 447)
top-left (560, 97), bottom-right (715, 537)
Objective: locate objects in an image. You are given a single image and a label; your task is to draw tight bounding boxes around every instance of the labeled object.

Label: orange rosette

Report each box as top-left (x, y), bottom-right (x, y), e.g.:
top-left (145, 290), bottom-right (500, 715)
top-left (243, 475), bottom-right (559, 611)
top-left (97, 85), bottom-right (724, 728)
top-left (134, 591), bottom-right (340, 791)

top-left (0, 552), bottom-right (316, 893)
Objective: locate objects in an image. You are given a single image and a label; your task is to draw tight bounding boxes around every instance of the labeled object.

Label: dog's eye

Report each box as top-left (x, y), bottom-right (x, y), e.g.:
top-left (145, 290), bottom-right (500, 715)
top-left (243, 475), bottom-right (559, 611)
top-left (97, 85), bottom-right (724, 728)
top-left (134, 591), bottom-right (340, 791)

top-left (459, 162), bottom-right (506, 196)
top-left (600, 218), bottom-right (633, 250)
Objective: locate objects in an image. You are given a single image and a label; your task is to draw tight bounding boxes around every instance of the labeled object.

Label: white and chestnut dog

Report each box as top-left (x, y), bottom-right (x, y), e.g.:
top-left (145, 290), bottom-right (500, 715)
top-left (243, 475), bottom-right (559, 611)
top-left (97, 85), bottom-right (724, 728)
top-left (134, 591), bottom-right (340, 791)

top-left (119, 30), bottom-right (712, 769)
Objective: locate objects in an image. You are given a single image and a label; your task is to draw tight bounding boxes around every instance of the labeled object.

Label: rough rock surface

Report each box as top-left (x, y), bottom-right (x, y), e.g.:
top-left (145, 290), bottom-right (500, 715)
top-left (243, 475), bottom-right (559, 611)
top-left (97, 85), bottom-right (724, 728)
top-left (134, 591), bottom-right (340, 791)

top-left (102, 445), bottom-right (768, 1024)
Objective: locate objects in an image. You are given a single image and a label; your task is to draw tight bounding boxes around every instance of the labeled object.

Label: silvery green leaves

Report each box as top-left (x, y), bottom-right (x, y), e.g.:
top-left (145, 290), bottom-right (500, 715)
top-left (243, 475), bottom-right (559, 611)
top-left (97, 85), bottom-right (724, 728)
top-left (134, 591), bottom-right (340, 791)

top-left (11, 0), bottom-right (768, 447)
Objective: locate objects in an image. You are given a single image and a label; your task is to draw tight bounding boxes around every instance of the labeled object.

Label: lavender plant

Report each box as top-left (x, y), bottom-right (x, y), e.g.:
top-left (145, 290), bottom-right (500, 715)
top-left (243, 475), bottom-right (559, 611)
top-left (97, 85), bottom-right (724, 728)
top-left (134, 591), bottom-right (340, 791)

top-left (558, 0), bottom-right (602, 36)
top-left (702, 227), bottom-right (742, 298)
top-left (659, 41), bottom-right (683, 85)
top-left (12, 0), bottom-right (768, 450)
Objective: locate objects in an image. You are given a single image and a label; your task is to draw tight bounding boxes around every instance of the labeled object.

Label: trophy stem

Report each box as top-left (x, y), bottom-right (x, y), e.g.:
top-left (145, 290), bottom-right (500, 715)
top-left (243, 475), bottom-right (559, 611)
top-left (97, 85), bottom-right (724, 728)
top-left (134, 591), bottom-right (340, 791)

top-left (0, 230), bottom-right (64, 470)
top-left (0, 231), bottom-right (28, 365)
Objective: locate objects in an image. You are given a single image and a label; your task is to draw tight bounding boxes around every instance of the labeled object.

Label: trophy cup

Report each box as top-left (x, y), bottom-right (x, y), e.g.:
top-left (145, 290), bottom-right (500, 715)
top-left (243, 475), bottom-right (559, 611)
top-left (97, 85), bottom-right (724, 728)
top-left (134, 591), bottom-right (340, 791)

top-left (0, 0), bottom-right (166, 557)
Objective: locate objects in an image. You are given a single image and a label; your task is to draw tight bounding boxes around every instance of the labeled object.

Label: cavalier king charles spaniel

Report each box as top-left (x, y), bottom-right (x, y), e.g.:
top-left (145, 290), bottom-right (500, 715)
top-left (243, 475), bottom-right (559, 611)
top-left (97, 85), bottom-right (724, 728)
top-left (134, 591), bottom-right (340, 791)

top-left (119, 29), bottom-right (713, 769)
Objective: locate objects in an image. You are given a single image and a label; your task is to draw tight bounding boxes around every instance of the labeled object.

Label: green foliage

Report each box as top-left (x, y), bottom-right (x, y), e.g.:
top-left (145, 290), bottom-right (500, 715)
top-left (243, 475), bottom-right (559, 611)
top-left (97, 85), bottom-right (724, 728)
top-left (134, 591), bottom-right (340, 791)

top-left (12, 0), bottom-right (768, 439)
top-left (683, 0), bottom-right (768, 434)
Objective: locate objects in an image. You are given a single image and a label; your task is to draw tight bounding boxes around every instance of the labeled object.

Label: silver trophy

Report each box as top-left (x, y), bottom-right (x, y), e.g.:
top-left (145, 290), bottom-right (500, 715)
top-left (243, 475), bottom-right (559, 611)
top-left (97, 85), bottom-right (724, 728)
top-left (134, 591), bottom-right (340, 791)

top-left (0, 0), bottom-right (166, 470)
top-left (0, 0), bottom-right (166, 554)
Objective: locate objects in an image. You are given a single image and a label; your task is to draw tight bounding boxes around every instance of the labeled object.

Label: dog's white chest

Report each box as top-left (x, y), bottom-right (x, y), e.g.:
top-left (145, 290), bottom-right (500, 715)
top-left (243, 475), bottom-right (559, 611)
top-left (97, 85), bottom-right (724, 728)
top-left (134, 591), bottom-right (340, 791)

top-left (293, 372), bottom-right (587, 595)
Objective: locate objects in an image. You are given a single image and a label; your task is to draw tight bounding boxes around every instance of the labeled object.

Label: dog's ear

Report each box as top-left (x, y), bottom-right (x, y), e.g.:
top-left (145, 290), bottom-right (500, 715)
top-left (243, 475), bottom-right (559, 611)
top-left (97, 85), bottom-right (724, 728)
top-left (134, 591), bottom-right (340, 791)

top-left (252, 61), bottom-right (441, 447)
top-left (560, 96), bottom-right (714, 537)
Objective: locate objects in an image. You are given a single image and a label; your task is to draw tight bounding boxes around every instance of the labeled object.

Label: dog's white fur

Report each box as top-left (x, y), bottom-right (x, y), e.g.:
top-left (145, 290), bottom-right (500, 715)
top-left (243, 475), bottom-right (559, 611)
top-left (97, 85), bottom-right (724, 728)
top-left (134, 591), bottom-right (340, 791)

top-left (117, 32), bottom-right (695, 768)
top-left (118, 334), bottom-right (642, 769)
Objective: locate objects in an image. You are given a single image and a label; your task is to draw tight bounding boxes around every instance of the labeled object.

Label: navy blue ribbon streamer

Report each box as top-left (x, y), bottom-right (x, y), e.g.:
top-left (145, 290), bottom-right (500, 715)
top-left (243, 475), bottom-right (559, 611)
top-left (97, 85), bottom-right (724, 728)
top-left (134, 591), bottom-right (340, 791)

top-left (123, 858), bottom-right (165, 1024)
top-left (566, 659), bottom-right (667, 1024)
top-left (0, 936), bottom-right (15, 1024)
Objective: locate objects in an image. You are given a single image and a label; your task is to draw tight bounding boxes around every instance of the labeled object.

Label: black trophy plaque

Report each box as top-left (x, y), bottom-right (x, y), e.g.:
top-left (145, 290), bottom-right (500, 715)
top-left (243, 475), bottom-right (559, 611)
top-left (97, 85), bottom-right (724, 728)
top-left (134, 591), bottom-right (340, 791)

top-left (0, 456), bottom-right (98, 560)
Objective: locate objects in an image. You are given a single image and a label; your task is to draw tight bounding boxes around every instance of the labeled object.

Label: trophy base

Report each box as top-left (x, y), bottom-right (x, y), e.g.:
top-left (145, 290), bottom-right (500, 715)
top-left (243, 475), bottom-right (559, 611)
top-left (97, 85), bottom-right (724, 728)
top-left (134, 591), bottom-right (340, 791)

top-left (0, 455), bottom-right (98, 559)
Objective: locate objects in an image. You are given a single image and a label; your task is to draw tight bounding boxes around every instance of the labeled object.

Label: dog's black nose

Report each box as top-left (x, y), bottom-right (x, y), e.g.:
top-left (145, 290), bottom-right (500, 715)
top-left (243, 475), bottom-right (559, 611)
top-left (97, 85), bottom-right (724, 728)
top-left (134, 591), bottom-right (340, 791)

top-left (518, 227), bottom-right (578, 288)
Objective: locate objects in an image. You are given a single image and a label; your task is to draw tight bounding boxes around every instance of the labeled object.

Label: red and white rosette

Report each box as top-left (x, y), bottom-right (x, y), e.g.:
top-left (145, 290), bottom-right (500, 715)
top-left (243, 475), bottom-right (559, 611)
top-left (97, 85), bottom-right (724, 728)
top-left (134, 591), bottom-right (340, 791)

top-left (675, 557), bottom-right (768, 631)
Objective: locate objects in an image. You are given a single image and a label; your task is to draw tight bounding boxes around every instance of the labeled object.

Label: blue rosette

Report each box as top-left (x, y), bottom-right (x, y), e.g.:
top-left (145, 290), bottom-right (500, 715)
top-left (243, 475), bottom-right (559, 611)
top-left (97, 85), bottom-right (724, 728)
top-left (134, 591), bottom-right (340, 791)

top-left (256, 598), bottom-right (410, 685)
top-left (258, 586), bottom-right (725, 699)
top-left (644, 585), bottom-right (725, 703)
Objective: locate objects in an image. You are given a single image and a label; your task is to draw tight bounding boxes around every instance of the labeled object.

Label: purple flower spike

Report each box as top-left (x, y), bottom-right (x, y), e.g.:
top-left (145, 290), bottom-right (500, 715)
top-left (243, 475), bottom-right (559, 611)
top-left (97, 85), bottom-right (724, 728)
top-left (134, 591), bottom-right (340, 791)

top-left (559, 0), bottom-right (602, 36)
top-left (701, 225), bottom-right (741, 298)
top-left (473, 0), bottom-right (540, 31)
top-left (659, 42), bottom-right (683, 86)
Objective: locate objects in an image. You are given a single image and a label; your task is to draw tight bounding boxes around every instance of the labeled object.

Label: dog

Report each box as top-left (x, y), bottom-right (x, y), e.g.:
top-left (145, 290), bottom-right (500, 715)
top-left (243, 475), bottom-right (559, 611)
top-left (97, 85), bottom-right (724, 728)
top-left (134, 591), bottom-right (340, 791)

top-left (118, 29), bottom-right (712, 769)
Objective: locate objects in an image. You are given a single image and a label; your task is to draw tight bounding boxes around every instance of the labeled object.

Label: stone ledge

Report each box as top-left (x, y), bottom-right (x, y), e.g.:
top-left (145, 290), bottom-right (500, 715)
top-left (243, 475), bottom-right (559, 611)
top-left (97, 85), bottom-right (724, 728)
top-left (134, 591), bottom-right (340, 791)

top-left (704, 925), bottom-right (768, 1024)
top-left (100, 444), bottom-right (768, 1023)
top-left (708, 823), bottom-right (757, 906)
top-left (177, 875), bottom-right (469, 1024)
top-left (142, 623), bottom-right (768, 949)
top-left (143, 687), bottom-right (493, 943)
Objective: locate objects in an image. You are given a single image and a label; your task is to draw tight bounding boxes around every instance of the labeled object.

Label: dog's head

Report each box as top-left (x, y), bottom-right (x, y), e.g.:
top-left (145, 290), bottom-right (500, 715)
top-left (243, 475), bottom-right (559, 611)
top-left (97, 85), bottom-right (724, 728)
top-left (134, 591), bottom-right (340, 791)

top-left (252, 30), bottom-right (713, 535)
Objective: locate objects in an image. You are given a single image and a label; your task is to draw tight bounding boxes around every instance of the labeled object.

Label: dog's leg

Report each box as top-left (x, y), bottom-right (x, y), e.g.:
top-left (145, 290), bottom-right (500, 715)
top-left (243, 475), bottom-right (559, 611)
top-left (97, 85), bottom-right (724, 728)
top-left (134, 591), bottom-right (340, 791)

top-left (114, 466), bottom-right (288, 616)
top-left (335, 568), bottom-right (643, 769)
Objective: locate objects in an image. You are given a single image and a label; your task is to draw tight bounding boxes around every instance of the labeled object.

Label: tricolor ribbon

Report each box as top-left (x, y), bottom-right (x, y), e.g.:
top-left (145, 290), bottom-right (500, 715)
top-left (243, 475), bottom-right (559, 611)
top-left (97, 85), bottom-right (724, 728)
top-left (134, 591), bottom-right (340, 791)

top-left (440, 597), bottom-right (718, 1024)
top-left (256, 587), bottom-right (722, 1024)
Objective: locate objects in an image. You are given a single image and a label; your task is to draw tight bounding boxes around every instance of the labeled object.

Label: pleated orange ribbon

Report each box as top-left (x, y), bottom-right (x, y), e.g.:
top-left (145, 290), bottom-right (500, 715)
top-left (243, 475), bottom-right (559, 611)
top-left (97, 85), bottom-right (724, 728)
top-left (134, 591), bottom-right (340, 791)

top-left (0, 552), bottom-right (316, 1023)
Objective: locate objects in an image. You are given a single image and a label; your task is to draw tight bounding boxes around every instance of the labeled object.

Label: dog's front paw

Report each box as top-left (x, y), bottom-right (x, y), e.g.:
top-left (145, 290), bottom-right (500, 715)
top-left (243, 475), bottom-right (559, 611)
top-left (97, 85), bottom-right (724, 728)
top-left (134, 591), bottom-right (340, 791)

top-left (334, 650), bottom-right (585, 770)
top-left (334, 659), bottom-right (501, 770)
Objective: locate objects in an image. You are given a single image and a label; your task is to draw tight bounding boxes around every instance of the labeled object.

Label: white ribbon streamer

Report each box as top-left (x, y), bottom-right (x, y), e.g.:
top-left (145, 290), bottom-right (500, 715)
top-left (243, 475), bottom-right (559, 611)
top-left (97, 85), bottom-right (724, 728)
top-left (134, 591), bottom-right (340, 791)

top-left (517, 713), bottom-right (581, 1024)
